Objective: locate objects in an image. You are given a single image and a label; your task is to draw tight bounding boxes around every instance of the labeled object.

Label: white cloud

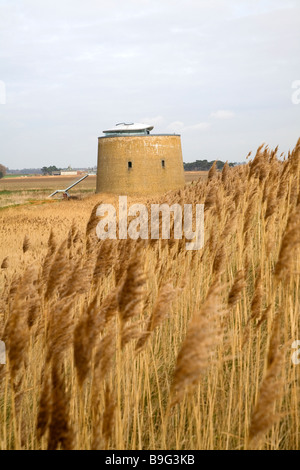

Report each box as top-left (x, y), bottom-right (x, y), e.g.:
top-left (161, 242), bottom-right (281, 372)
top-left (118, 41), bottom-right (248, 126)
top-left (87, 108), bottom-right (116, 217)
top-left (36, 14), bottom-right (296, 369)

top-left (210, 110), bottom-right (235, 119)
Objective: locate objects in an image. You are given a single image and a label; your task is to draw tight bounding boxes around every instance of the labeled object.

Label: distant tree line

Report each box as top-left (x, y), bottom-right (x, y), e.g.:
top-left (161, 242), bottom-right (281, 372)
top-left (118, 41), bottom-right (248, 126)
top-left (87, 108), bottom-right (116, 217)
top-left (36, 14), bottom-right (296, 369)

top-left (5, 168), bottom-right (43, 175)
top-left (41, 165), bottom-right (60, 175)
top-left (5, 166), bottom-right (96, 176)
top-left (184, 160), bottom-right (236, 171)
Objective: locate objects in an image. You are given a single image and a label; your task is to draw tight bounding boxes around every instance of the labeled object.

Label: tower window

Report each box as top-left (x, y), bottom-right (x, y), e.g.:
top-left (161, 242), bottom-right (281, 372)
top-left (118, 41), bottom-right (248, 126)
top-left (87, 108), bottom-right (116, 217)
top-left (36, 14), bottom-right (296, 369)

top-left (161, 160), bottom-right (165, 168)
top-left (128, 161), bottom-right (132, 169)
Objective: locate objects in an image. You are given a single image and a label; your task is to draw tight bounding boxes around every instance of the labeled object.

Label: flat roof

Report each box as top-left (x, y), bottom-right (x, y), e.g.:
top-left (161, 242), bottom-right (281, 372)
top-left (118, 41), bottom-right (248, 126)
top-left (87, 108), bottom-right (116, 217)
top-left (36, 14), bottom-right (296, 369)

top-left (103, 122), bottom-right (154, 133)
top-left (98, 134), bottom-right (181, 139)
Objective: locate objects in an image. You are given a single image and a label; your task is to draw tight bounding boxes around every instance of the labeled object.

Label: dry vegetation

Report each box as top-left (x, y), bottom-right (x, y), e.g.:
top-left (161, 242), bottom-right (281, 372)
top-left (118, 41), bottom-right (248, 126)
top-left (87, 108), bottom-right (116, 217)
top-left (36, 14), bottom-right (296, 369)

top-left (0, 173), bottom-right (205, 209)
top-left (0, 175), bottom-right (97, 209)
top-left (0, 142), bottom-right (300, 450)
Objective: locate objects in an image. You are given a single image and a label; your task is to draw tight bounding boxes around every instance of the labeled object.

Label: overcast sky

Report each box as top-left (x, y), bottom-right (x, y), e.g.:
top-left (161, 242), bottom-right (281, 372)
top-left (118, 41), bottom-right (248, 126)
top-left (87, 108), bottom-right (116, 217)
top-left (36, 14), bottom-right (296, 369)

top-left (0, 0), bottom-right (299, 169)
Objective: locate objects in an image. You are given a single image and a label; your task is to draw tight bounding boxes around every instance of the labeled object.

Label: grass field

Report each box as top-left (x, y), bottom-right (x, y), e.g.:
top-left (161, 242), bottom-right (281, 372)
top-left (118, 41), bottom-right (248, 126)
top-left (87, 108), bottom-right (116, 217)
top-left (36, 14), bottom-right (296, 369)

top-left (0, 148), bottom-right (299, 450)
top-left (0, 175), bottom-right (97, 209)
top-left (0, 173), bottom-right (206, 209)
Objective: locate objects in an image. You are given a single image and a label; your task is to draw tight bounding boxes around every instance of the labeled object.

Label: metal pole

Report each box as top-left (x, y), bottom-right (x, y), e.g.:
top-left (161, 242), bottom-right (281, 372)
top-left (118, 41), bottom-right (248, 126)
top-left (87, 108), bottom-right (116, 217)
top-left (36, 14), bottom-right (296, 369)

top-left (48, 173), bottom-right (89, 198)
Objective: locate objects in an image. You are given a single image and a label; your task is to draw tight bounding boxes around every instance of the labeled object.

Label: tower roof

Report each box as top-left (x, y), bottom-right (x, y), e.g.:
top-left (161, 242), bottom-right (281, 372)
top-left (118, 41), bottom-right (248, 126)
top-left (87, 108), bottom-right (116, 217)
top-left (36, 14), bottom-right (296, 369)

top-left (103, 122), bottom-right (154, 134)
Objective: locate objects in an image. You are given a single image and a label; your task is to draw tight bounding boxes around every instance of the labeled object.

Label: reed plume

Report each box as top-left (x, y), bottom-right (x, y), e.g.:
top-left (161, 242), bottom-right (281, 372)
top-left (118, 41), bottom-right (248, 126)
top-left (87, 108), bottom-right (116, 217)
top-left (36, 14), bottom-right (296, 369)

top-left (274, 205), bottom-right (300, 281)
top-left (136, 282), bottom-right (176, 352)
top-left (47, 362), bottom-right (75, 450)
top-left (22, 235), bottom-right (30, 253)
top-left (5, 265), bottom-right (36, 382)
top-left (207, 161), bottom-right (218, 182)
top-left (1, 257), bottom-right (8, 269)
top-left (46, 294), bottom-right (76, 363)
top-left (44, 240), bottom-right (68, 300)
top-left (117, 243), bottom-right (146, 329)
top-left (228, 270), bottom-right (246, 307)
top-left (247, 350), bottom-right (284, 449)
top-left (73, 293), bottom-right (105, 388)
top-left (170, 278), bottom-right (222, 406)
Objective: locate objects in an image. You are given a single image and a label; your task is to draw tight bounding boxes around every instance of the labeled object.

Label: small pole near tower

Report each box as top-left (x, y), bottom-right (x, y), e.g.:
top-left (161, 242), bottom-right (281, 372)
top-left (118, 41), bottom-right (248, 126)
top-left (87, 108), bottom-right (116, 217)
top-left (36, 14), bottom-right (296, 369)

top-left (48, 173), bottom-right (89, 199)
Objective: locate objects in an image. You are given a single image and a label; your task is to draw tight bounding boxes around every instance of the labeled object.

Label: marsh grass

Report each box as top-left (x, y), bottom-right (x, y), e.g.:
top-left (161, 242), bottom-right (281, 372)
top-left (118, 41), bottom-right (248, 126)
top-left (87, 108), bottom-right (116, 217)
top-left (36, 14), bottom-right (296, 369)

top-left (0, 142), bottom-right (300, 449)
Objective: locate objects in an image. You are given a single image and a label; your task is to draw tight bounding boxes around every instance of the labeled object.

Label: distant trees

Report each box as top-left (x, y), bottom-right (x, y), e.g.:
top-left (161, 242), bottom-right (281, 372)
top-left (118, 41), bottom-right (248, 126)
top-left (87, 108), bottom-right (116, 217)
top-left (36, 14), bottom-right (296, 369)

top-left (184, 160), bottom-right (236, 171)
top-left (42, 165), bottom-right (60, 175)
top-left (0, 164), bottom-right (7, 179)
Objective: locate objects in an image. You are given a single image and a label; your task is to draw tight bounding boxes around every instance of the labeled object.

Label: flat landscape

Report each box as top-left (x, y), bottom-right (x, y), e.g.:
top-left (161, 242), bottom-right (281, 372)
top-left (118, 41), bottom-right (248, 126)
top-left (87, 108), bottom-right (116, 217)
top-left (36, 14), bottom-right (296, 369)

top-left (0, 175), bottom-right (97, 209)
top-left (0, 172), bottom-right (207, 209)
top-left (0, 175), bottom-right (97, 191)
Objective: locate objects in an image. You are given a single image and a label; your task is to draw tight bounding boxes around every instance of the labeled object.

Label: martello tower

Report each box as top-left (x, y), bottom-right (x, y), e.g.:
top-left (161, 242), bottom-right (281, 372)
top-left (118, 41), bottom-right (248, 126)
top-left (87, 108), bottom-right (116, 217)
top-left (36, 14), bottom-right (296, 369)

top-left (96, 123), bottom-right (185, 195)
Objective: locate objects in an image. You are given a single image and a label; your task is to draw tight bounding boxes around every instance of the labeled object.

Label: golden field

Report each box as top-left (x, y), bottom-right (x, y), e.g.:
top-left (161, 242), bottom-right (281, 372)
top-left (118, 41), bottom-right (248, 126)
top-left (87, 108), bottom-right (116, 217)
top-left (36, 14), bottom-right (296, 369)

top-left (0, 172), bottom-right (206, 209)
top-left (0, 145), bottom-right (299, 450)
top-left (0, 175), bottom-right (97, 209)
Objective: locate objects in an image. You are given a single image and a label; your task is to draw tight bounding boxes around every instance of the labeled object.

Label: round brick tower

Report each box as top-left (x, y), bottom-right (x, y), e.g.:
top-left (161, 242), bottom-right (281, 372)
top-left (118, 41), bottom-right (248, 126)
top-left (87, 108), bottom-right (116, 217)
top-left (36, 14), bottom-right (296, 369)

top-left (96, 123), bottom-right (185, 195)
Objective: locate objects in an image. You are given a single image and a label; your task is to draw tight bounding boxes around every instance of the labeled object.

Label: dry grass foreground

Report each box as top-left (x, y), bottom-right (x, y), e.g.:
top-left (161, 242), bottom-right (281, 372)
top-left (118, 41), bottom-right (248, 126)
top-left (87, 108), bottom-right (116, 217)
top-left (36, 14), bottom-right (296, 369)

top-left (0, 142), bottom-right (300, 450)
